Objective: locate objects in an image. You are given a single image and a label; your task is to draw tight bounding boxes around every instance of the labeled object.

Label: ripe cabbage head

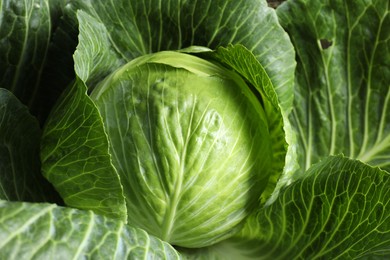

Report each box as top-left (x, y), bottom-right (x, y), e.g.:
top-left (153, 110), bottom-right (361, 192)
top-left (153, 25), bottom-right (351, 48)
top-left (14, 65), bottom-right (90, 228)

top-left (89, 51), bottom-right (272, 247)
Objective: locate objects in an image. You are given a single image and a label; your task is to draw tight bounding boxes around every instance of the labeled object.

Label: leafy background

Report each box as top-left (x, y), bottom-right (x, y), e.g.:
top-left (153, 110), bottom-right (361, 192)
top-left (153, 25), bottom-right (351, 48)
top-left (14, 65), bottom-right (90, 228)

top-left (0, 0), bottom-right (79, 124)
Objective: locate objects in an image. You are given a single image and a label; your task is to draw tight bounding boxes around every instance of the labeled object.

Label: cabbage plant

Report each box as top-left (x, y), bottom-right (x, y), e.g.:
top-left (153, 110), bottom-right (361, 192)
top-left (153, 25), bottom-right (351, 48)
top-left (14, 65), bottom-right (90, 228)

top-left (0, 0), bottom-right (389, 259)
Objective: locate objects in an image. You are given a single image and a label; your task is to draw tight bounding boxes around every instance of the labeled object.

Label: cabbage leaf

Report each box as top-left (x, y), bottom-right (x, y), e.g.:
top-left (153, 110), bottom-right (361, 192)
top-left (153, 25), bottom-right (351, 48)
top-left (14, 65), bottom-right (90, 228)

top-left (40, 78), bottom-right (127, 221)
top-left (0, 200), bottom-right (180, 259)
top-left (278, 0), bottom-right (390, 175)
top-left (0, 89), bottom-right (59, 202)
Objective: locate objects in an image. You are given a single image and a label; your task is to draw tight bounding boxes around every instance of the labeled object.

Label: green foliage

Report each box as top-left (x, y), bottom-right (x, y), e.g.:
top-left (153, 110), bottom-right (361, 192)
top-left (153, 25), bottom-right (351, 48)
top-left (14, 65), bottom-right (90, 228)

top-left (0, 200), bottom-right (180, 259)
top-left (277, 0), bottom-right (390, 174)
top-left (40, 78), bottom-right (127, 221)
top-left (0, 0), bottom-right (388, 258)
top-left (254, 156), bottom-right (390, 259)
top-left (0, 89), bottom-right (59, 202)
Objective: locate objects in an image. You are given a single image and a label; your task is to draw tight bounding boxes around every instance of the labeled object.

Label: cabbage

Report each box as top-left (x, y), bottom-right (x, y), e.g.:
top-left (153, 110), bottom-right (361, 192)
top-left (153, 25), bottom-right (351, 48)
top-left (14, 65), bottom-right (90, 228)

top-left (0, 0), bottom-right (389, 258)
top-left (89, 51), bottom-right (272, 247)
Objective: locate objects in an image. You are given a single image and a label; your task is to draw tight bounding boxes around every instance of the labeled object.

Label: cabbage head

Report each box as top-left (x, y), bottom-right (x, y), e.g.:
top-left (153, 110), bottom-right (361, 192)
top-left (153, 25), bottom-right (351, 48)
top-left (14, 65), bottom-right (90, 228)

top-left (87, 51), bottom-right (272, 247)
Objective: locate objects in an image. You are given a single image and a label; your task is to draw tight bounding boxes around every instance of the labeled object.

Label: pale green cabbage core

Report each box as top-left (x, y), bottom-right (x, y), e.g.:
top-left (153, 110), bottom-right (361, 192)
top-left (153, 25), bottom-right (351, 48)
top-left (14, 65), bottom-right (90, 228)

top-left (90, 51), bottom-right (272, 248)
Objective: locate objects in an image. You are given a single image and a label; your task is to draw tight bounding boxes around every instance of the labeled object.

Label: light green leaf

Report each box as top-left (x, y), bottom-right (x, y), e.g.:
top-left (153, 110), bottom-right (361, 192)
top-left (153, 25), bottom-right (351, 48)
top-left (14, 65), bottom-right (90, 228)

top-left (73, 0), bottom-right (295, 112)
top-left (209, 44), bottom-right (289, 201)
top-left (0, 88), bottom-right (59, 202)
top-left (74, 10), bottom-right (123, 88)
top-left (0, 200), bottom-right (180, 259)
top-left (40, 78), bottom-right (127, 221)
top-left (277, 0), bottom-right (390, 174)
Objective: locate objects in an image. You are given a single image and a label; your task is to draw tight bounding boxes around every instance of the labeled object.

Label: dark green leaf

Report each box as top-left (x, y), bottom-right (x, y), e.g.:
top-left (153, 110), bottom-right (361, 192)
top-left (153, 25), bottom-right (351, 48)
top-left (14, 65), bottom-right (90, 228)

top-left (0, 88), bottom-right (59, 203)
top-left (0, 0), bottom-right (79, 123)
top-left (278, 0), bottom-right (390, 174)
top-left (254, 156), bottom-right (390, 259)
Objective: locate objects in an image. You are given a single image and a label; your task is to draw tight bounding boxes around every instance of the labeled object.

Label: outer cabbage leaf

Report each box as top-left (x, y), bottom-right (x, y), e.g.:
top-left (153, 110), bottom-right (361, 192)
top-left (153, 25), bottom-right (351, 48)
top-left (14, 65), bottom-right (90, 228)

top-left (0, 0), bottom-right (78, 123)
top-left (40, 78), bottom-right (127, 221)
top-left (0, 200), bottom-right (180, 259)
top-left (252, 155), bottom-right (390, 259)
top-left (277, 0), bottom-right (390, 174)
top-left (0, 88), bottom-right (59, 202)
top-left (73, 0), bottom-right (295, 113)
top-left (0, 0), bottom-right (51, 109)
top-left (180, 156), bottom-right (390, 259)
top-left (73, 10), bottom-right (123, 88)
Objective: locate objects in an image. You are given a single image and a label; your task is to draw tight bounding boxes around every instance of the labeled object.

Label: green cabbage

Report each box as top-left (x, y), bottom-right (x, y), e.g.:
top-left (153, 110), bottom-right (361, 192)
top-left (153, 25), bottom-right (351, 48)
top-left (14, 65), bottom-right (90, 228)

top-left (90, 51), bottom-right (272, 247)
top-left (0, 0), bottom-right (389, 258)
